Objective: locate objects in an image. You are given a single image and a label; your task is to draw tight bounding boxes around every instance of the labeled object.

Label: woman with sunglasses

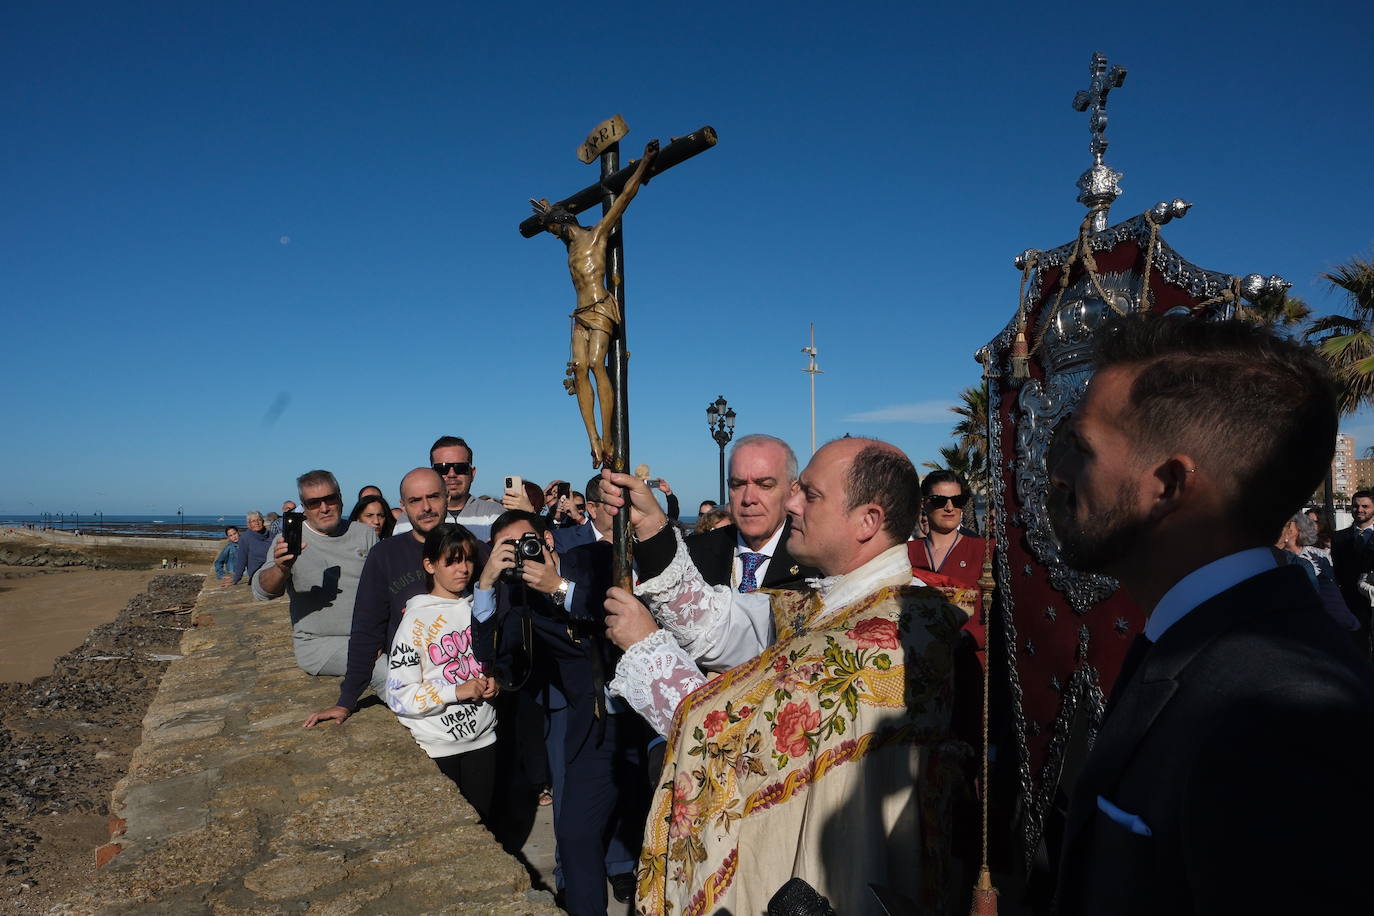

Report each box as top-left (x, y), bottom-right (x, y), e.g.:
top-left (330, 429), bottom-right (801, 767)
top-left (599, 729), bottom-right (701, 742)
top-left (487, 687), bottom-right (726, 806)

top-left (909, 470), bottom-right (983, 587)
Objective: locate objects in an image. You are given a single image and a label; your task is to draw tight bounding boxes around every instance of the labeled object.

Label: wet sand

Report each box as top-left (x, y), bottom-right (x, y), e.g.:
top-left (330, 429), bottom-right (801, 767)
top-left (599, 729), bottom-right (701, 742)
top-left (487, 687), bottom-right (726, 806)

top-left (0, 565), bottom-right (209, 683)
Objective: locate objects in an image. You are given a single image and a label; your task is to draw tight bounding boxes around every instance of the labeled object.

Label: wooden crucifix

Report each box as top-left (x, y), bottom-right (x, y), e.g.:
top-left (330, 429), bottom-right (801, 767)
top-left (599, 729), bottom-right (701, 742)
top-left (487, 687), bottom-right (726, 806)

top-left (521, 120), bottom-right (716, 585)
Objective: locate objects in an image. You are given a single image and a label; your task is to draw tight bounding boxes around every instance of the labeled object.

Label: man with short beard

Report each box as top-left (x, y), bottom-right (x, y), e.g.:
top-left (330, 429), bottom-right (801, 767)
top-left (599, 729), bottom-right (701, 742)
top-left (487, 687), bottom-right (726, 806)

top-left (393, 435), bottom-right (503, 542)
top-left (1330, 489), bottom-right (1374, 651)
top-left (1048, 317), bottom-right (1374, 915)
top-left (598, 438), bottom-right (964, 915)
top-left (303, 468), bottom-right (453, 727)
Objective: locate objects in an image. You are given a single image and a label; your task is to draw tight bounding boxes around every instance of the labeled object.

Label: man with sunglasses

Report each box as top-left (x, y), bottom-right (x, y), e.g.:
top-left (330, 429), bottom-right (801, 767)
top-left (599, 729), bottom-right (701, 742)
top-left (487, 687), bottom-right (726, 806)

top-left (253, 469), bottom-right (377, 676)
top-left (303, 468), bottom-right (466, 727)
top-left (393, 435), bottom-right (504, 542)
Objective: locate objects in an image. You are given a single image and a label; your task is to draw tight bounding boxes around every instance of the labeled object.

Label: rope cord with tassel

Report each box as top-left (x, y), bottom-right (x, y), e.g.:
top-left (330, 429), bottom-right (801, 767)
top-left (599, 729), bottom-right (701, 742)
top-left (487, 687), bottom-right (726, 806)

top-left (970, 367), bottom-right (1000, 915)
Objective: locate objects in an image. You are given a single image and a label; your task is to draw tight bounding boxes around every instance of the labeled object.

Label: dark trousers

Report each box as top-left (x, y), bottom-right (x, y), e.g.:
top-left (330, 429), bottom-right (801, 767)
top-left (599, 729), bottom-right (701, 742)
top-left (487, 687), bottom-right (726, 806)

top-left (433, 742), bottom-right (498, 824)
top-left (557, 710), bottom-right (649, 916)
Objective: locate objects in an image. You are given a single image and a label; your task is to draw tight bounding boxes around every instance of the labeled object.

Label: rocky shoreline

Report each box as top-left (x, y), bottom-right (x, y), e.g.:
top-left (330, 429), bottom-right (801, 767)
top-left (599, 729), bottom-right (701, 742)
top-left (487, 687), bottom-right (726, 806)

top-left (0, 573), bottom-right (202, 908)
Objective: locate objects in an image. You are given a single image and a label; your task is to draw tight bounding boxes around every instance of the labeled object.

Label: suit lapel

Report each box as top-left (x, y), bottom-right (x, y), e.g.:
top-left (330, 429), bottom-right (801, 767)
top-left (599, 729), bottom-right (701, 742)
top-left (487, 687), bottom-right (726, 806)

top-left (706, 526), bottom-right (736, 585)
top-left (1065, 564), bottom-right (1312, 851)
top-left (763, 519), bottom-right (803, 588)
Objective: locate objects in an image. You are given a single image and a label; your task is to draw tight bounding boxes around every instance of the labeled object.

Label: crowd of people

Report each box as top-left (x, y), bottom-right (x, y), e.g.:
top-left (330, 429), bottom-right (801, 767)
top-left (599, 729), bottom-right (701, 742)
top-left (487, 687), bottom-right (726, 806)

top-left (212, 316), bottom-right (1374, 915)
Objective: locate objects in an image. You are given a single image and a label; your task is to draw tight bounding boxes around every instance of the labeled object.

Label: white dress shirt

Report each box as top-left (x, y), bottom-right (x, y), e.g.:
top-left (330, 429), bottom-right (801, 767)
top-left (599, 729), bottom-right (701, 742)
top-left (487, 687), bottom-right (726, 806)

top-left (731, 524), bottom-right (786, 590)
top-left (1144, 547), bottom-right (1279, 641)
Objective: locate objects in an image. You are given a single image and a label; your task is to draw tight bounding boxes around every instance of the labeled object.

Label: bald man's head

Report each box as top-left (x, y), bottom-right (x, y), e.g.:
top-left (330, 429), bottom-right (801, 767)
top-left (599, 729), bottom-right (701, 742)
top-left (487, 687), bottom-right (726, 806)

top-left (399, 468), bottom-right (448, 539)
top-left (783, 437), bottom-right (920, 575)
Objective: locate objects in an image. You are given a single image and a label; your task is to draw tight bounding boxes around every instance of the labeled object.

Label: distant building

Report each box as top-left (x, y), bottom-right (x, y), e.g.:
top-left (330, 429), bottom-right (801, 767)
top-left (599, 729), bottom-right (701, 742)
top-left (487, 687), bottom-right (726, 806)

top-left (1358, 456), bottom-right (1374, 492)
top-left (1333, 433), bottom-right (1356, 500)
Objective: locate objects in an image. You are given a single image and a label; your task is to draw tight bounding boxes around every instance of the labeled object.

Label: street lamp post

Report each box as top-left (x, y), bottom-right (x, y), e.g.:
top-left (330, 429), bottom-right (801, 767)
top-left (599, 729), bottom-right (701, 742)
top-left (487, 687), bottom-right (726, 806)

top-left (705, 395), bottom-right (736, 505)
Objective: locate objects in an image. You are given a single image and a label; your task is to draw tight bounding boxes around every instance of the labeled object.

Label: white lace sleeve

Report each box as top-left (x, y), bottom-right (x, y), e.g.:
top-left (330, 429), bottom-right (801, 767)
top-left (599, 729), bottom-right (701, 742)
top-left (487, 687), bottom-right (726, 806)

top-left (635, 529), bottom-right (773, 670)
top-left (608, 629), bottom-right (707, 739)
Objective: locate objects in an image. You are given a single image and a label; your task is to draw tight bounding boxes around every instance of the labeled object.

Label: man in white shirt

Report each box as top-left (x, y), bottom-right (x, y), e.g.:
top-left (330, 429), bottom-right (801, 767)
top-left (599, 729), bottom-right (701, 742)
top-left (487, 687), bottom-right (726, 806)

top-left (393, 435), bottom-right (503, 541)
top-left (684, 433), bottom-right (818, 592)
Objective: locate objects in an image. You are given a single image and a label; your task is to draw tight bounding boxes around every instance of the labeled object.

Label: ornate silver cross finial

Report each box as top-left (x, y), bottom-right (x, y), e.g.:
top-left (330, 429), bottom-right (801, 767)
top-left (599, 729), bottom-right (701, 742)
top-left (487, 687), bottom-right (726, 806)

top-left (1073, 52), bottom-right (1127, 166)
top-left (1072, 52), bottom-right (1128, 231)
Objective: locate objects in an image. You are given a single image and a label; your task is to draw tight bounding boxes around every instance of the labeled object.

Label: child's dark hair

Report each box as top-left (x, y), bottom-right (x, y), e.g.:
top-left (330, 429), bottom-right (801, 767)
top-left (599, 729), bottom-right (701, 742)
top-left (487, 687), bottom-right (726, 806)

top-left (422, 523), bottom-right (480, 587)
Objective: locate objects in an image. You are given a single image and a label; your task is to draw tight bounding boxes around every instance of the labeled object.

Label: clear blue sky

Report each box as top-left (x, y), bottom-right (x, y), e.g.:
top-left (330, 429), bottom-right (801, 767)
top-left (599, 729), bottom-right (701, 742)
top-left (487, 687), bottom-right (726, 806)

top-left (3, 0), bottom-right (1371, 515)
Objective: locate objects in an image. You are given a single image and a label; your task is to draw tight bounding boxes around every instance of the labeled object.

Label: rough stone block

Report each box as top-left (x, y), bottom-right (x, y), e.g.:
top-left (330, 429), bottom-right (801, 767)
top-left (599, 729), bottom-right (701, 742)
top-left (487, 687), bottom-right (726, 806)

top-left (243, 849), bottom-right (348, 900)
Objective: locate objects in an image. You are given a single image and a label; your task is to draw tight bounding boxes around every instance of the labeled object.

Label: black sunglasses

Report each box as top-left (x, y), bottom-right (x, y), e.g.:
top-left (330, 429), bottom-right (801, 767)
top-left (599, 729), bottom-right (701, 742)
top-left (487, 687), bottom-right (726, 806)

top-left (432, 462), bottom-right (472, 476)
top-left (301, 492), bottom-right (342, 510)
top-left (924, 493), bottom-right (970, 510)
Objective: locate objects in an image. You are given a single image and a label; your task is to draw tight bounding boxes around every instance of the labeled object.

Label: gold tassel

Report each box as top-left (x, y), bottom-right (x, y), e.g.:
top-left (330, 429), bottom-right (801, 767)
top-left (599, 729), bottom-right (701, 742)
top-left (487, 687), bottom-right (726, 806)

top-left (1009, 331), bottom-right (1030, 383)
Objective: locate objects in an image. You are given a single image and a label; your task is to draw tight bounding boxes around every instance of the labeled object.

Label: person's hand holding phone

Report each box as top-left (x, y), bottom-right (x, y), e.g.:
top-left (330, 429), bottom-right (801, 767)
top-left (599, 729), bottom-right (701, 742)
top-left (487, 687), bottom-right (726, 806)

top-left (501, 476), bottom-right (534, 512)
top-left (273, 534), bottom-right (305, 569)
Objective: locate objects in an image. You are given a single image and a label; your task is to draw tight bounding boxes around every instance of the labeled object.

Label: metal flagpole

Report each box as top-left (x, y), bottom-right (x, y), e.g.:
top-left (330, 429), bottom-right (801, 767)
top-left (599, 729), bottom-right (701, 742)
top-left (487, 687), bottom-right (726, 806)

top-left (801, 324), bottom-right (822, 456)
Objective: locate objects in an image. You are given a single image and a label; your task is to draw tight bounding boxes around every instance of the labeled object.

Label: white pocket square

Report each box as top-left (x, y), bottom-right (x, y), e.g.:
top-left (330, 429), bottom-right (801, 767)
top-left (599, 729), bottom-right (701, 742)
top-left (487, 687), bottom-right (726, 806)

top-left (1097, 795), bottom-right (1153, 836)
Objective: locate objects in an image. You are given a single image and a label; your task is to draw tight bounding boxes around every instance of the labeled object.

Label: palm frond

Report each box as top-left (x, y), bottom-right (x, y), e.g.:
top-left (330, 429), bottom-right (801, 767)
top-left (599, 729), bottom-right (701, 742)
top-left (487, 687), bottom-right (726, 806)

top-left (1322, 255), bottom-right (1374, 315)
top-left (1307, 314), bottom-right (1365, 339)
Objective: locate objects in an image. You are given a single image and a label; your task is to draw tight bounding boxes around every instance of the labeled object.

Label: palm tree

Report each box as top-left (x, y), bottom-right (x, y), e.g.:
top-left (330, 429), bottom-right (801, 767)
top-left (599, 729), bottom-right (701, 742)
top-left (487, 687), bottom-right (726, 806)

top-left (1306, 253), bottom-right (1374, 413)
top-left (922, 444), bottom-right (975, 481)
top-left (1304, 252), bottom-right (1374, 526)
top-left (951, 385), bottom-right (989, 464)
top-left (945, 385), bottom-right (991, 494)
top-left (1250, 294), bottom-right (1312, 333)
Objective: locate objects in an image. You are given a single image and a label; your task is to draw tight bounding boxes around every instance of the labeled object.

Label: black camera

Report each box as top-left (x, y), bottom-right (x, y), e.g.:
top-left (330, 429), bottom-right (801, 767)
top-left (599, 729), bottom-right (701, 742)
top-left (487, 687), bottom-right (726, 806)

top-left (500, 532), bottom-right (546, 583)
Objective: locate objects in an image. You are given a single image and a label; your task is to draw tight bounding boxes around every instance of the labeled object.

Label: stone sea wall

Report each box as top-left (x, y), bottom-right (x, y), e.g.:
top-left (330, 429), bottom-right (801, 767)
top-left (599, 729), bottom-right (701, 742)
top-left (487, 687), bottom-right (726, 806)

top-left (58, 579), bottom-right (559, 915)
top-left (1, 530), bottom-right (219, 571)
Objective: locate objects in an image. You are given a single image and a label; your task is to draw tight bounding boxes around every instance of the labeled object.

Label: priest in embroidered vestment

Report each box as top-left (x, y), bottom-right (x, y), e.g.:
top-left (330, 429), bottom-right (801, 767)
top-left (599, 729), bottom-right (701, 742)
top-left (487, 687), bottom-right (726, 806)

top-left (600, 438), bottom-right (966, 916)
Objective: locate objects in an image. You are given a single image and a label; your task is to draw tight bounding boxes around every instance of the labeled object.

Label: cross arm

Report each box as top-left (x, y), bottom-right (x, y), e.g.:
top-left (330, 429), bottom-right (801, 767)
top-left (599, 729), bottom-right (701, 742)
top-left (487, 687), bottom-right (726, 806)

top-left (518, 126), bottom-right (717, 238)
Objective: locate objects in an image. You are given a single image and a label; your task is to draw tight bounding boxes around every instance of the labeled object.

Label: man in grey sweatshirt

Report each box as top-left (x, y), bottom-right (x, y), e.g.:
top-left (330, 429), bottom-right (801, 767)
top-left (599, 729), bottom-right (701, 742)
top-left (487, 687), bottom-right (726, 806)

top-left (253, 469), bottom-right (377, 675)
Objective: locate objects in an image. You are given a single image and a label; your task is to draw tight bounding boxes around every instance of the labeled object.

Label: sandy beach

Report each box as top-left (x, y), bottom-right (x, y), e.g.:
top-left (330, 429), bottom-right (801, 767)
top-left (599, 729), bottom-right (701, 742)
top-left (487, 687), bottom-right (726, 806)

top-left (0, 529), bottom-right (215, 684)
top-left (0, 566), bottom-right (208, 683)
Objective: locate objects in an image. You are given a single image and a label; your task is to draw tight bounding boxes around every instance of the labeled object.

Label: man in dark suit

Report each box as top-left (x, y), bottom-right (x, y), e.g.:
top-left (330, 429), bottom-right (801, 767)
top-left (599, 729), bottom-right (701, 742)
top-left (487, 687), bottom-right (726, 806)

top-left (1330, 489), bottom-right (1374, 651)
top-left (686, 433), bottom-right (819, 591)
top-left (471, 510), bottom-right (648, 916)
top-left (1049, 316), bottom-right (1374, 915)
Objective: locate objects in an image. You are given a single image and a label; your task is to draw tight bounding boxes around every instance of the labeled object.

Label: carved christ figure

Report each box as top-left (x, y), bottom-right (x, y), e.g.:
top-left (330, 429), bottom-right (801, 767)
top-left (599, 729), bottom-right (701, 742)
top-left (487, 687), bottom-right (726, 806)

top-left (531, 139), bottom-right (659, 468)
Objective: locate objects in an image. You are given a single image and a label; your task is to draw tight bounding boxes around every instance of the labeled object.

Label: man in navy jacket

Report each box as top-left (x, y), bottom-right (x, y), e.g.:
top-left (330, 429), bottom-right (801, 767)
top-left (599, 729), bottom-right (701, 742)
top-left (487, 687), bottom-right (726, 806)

top-left (1050, 317), bottom-right (1374, 915)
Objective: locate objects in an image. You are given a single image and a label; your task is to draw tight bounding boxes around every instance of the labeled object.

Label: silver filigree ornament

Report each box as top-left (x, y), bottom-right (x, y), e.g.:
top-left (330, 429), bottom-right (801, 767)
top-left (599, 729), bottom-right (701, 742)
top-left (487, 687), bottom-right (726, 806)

top-left (1013, 275), bottom-right (1127, 614)
top-left (1072, 51), bottom-right (1128, 231)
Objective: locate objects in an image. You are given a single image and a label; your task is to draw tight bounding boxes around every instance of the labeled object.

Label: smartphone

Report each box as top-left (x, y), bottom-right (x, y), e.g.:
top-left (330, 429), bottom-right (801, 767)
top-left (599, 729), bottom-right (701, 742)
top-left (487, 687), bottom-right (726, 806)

top-left (282, 511), bottom-right (304, 558)
top-left (645, 479), bottom-right (662, 488)
top-left (505, 475), bottom-right (523, 494)
top-left (557, 481), bottom-right (570, 498)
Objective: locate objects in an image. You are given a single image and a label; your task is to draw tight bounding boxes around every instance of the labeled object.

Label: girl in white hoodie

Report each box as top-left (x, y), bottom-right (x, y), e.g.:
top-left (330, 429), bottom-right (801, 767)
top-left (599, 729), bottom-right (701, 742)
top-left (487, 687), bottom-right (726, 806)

top-left (387, 523), bottom-right (500, 821)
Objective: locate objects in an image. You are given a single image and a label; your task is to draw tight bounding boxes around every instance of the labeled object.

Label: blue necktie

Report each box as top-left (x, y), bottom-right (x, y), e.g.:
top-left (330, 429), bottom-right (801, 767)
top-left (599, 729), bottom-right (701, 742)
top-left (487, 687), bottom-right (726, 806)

top-left (739, 552), bottom-right (767, 593)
